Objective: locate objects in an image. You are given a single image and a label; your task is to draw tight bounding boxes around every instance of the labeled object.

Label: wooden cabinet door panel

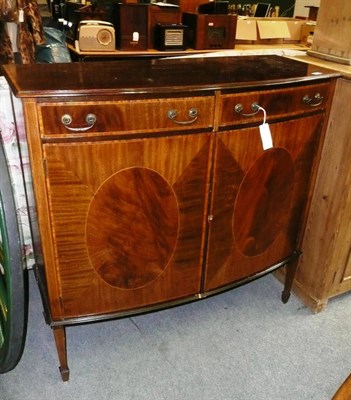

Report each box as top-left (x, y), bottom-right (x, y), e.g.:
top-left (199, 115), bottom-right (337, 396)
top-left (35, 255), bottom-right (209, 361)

top-left (204, 114), bottom-right (323, 291)
top-left (42, 133), bottom-right (211, 319)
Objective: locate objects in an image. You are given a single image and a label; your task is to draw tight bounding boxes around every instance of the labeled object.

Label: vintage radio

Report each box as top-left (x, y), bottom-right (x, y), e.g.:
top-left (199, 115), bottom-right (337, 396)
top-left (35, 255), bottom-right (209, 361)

top-left (182, 13), bottom-right (237, 50)
top-left (147, 4), bottom-right (182, 49)
top-left (154, 23), bottom-right (187, 51)
top-left (77, 20), bottom-right (115, 51)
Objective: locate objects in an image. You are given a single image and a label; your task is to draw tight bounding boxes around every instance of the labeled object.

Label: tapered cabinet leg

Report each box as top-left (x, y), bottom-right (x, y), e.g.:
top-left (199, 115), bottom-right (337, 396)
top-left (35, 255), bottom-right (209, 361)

top-left (281, 257), bottom-right (299, 304)
top-left (52, 326), bottom-right (69, 382)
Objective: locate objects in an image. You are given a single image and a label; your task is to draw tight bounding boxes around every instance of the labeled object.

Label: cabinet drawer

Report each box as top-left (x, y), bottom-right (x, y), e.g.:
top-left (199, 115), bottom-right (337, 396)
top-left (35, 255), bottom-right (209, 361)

top-left (38, 97), bottom-right (215, 138)
top-left (219, 83), bottom-right (331, 127)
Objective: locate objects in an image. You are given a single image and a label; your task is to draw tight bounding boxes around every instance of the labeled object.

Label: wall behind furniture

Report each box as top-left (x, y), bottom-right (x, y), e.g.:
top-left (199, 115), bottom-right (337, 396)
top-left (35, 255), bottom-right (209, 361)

top-left (293, 0), bottom-right (320, 18)
top-left (171, 2), bottom-right (307, 18)
top-left (228, 1), bottom-right (295, 17)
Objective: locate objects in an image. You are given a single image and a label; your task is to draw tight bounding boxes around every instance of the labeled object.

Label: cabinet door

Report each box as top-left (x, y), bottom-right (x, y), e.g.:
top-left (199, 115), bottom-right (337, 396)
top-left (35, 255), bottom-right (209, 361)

top-left (204, 114), bottom-right (323, 291)
top-left (43, 133), bottom-right (211, 319)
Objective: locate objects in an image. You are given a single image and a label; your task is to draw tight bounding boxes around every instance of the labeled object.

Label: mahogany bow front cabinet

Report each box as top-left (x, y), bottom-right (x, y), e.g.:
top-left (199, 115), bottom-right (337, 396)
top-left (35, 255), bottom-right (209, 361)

top-left (1, 55), bottom-right (339, 381)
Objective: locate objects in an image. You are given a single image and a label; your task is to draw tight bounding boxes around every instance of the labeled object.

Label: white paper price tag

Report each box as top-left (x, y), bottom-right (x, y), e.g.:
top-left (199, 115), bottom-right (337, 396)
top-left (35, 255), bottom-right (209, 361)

top-left (132, 32), bottom-right (139, 42)
top-left (18, 9), bottom-right (24, 23)
top-left (259, 123), bottom-right (273, 150)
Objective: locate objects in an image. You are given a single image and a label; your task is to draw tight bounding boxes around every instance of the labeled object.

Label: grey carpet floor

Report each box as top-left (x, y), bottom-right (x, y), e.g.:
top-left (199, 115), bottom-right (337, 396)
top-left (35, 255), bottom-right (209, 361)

top-left (1, 269), bottom-right (350, 400)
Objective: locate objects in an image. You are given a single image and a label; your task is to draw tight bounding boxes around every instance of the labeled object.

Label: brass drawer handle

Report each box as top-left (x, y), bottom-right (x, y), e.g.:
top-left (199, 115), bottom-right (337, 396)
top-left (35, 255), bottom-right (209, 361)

top-left (302, 93), bottom-right (324, 107)
top-left (167, 108), bottom-right (198, 125)
top-left (61, 113), bottom-right (97, 132)
top-left (235, 102), bottom-right (260, 117)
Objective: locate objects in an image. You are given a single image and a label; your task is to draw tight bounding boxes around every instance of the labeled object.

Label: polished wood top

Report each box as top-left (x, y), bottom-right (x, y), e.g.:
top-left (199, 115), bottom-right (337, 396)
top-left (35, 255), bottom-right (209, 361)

top-left (1, 55), bottom-right (340, 98)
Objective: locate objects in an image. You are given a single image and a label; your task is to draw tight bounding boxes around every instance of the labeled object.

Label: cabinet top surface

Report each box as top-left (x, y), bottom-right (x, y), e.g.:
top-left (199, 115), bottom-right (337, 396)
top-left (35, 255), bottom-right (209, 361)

top-left (1, 55), bottom-right (340, 98)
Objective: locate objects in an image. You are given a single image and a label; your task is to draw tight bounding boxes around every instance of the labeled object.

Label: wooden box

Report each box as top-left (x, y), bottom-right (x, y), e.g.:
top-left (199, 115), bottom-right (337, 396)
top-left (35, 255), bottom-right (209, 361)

top-left (307, 0), bottom-right (351, 65)
top-left (300, 22), bottom-right (315, 46)
top-left (177, 0), bottom-right (202, 13)
top-left (182, 13), bottom-right (237, 50)
top-left (113, 4), bottom-right (149, 50)
top-left (113, 4), bottom-right (181, 50)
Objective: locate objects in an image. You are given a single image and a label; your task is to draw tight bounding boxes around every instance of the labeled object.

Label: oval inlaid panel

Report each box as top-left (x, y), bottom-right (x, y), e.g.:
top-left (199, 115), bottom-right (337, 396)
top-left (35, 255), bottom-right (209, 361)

top-left (233, 148), bottom-right (295, 257)
top-left (86, 167), bottom-right (179, 289)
